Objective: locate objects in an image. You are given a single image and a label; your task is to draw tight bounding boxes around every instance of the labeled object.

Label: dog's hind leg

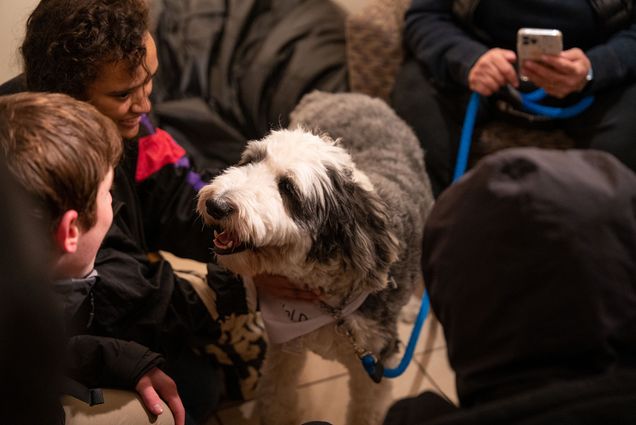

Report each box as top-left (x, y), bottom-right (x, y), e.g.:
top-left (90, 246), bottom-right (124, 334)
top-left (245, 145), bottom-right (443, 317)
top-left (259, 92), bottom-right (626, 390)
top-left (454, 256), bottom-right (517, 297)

top-left (257, 343), bottom-right (307, 425)
top-left (341, 352), bottom-right (393, 425)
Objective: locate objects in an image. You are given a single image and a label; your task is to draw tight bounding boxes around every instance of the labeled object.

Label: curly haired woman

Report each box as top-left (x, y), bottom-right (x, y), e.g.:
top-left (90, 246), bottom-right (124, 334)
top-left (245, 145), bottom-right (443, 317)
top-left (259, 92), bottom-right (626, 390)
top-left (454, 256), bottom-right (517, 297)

top-left (15, 1), bottom-right (269, 424)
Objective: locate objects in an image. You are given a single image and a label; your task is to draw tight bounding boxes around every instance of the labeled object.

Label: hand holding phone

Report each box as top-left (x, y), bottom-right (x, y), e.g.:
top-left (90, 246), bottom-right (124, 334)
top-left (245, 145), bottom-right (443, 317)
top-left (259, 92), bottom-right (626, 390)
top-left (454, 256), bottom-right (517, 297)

top-left (517, 28), bottom-right (563, 81)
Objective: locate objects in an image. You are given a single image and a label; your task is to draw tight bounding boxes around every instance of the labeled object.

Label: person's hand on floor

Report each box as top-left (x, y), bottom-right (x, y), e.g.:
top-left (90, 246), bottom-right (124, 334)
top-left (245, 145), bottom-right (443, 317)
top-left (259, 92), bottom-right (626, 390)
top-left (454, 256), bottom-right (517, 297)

top-left (521, 48), bottom-right (591, 98)
top-left (253, 273), bottom-right (323, 300)
top-left (136, 367), bottom-right (185, 425)
top-left (468, 48), bottom-right (519, 96)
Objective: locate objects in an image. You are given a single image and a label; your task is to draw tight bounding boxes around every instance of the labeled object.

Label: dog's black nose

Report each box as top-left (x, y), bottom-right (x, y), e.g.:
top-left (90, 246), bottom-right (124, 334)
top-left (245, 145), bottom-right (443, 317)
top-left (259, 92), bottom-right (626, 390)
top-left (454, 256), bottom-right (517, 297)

top-left (206, 198), bottom-right (234, 219)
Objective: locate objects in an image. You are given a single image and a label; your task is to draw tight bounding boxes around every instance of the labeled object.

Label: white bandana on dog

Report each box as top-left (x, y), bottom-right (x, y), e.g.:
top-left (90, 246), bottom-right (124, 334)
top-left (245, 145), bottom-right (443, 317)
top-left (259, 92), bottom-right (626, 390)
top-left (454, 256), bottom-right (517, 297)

top-left (252, 280), bottom-right (369, 344)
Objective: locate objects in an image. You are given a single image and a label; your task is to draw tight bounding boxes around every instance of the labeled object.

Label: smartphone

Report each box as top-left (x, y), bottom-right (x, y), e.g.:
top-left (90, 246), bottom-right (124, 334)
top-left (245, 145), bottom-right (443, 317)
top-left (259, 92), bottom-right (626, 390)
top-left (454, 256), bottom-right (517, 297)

top-left (516, 28), bottom-right (563, 81)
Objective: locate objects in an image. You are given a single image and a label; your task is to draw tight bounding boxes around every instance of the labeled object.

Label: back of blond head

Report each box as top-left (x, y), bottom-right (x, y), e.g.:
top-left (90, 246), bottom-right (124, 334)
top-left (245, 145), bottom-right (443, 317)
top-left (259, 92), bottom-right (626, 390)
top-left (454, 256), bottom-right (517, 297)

top-left (0, 92), bottom-right (122, 230)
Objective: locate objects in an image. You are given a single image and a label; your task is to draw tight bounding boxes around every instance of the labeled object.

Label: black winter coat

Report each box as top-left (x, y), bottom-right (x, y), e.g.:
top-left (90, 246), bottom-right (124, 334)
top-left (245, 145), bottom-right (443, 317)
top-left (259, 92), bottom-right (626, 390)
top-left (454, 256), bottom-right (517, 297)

top-left (385, 148), bottom-right (636, 424)
top-left (55, 271), bottom-right (164, 395)
top-left (150, 0), bottom-right (348, 168)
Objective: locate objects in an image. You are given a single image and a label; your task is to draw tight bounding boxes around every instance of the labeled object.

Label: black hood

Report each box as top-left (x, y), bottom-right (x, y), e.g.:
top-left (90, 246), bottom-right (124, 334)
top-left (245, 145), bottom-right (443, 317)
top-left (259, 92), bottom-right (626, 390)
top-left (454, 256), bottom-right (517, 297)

top-left (422, 148), bottom-right (636, 407)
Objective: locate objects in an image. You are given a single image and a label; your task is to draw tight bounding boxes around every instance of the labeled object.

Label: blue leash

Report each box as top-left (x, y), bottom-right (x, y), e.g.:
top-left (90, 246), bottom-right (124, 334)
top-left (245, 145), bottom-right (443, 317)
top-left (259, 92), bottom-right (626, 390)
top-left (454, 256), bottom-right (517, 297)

top-left (453, 92), bottom-right (482, 182)
top-left (362, 86), bottom-right (594, 383)
top-left (453, 87), bottom-right (595, 179)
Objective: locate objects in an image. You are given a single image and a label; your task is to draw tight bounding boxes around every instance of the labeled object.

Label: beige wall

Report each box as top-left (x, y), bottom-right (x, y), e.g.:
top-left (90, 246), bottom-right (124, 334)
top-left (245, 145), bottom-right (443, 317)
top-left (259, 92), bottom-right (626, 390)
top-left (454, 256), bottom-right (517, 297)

top-left (333, 0), bottom-right (370, 13)
top-left (0, 0), bottom-right (39, 82)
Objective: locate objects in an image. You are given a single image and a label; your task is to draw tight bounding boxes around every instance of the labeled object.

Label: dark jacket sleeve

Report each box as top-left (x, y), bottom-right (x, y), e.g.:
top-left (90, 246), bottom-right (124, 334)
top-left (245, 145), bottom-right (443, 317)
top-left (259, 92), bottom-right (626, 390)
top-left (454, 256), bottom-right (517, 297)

top-left (404, 0), bottom-right (488, 89)
top-left (133, 125), bottom-right (218, 263)
top-left (93, 219), bottom-right (230, 352)
top-left (66, 335), bottom-right (164, 389)
top-left (405, 0), bottom-right (636, 93)
top-left (586, 5), bottom-right (636, 93)
top-left (95, 122), bottom-right (248, 354)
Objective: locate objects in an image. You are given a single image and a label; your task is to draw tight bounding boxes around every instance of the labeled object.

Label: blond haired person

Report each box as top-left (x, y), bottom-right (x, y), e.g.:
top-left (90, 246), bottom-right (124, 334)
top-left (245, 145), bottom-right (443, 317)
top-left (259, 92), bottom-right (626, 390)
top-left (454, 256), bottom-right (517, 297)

top-left (0, 92), bottom-right (182, 425)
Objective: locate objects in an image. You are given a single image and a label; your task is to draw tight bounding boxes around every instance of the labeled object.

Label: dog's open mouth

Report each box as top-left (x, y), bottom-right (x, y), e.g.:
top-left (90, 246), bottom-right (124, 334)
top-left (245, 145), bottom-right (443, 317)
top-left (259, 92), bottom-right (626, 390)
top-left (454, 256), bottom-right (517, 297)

top-left (213, 227), bottom-right (248, 255)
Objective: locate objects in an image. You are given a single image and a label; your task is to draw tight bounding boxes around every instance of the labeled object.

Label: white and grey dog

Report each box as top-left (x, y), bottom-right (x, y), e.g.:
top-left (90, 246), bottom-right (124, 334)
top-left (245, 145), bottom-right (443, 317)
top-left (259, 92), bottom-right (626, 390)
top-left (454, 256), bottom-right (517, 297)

top-left (197, 92), bottom-right (433, 425)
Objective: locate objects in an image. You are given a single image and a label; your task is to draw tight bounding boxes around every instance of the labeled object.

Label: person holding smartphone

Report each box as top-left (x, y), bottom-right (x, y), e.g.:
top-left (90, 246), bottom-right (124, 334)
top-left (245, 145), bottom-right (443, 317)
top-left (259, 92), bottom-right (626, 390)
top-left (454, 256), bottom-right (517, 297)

top-left (392, 0), bottom-right (636, 197)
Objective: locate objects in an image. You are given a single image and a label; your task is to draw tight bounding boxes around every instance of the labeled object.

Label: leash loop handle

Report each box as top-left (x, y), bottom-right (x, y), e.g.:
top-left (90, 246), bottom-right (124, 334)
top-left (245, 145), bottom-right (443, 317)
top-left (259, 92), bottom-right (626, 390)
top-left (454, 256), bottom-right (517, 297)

top-left (453, 88), bottom-right (595, 181)
top-left (519, 88), bottom-right (595, 119)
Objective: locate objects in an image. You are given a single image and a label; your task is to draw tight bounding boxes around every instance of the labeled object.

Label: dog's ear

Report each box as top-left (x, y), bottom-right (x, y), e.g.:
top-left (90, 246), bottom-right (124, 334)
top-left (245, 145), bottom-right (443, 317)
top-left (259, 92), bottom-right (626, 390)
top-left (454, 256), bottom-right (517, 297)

top-left (308, 166), bottom-right (399, 292)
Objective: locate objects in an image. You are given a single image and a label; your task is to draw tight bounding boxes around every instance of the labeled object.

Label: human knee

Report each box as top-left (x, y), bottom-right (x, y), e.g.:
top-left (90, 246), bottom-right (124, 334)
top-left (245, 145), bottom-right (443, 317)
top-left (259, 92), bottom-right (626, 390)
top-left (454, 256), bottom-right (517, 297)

top-left (63, 389), bottom-right (175, 425)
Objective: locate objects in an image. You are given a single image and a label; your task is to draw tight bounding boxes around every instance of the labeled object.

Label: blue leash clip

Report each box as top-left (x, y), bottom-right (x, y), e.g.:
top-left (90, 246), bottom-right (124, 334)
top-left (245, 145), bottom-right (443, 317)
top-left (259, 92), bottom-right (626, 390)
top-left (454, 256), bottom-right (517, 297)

top-left (361, 291), bottom-right (431, 382)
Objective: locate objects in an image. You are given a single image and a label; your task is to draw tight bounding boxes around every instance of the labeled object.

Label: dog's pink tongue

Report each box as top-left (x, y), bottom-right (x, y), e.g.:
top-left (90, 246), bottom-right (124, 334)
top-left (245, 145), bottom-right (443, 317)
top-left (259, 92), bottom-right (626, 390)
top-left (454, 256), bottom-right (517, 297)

top-left (216, 231), bottom-right (231, 244)
top-left (214, 231), bottom-right (236, 249)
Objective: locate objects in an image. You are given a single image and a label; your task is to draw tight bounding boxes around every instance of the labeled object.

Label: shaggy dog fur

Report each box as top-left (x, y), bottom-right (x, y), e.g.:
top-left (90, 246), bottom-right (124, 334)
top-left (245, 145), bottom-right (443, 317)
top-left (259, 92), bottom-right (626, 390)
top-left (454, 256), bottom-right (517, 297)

top-left (197, 92), bottom-right (433, 425)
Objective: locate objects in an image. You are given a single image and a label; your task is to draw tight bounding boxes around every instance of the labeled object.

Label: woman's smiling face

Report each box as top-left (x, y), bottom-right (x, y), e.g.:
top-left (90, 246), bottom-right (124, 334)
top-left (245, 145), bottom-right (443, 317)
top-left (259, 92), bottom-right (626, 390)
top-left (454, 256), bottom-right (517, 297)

top-left (85, 32), bottom-right (159, 139)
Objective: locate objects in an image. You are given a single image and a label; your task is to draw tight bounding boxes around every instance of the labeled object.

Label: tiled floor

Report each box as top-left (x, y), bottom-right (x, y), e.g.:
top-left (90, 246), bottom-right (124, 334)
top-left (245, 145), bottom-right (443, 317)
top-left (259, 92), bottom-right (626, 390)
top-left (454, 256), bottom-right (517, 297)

top-left (163, 252), bottom-right (457, 425)
top-left (209, 314), bottom-right (456, 425)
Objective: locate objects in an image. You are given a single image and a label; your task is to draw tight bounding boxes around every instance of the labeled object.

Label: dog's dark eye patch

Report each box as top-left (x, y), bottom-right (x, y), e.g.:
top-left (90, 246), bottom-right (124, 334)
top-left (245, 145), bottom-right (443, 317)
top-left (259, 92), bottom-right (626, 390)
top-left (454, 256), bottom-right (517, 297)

top-left (278, 175), bottom-right (311, 222)
top-left (238, 146), bottom-right (267, 166)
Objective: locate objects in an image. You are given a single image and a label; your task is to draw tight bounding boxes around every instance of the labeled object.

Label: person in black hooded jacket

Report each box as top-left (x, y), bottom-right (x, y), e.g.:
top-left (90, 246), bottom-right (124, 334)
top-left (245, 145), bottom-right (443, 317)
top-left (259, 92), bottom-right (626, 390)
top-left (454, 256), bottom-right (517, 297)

top-left (0, 138), bottom-right (65, 425)
top-left (384, 147), bottom-right (636, 424)
top-left (393, 0), bottom-right (636, 197)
